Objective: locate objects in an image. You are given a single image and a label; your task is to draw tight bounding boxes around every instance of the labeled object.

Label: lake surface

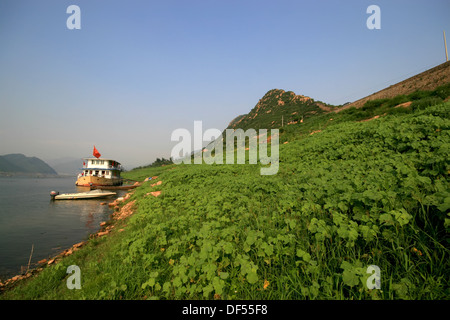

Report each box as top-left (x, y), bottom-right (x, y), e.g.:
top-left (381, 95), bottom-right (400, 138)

top-left (0, 176), bottom-right (123, 280)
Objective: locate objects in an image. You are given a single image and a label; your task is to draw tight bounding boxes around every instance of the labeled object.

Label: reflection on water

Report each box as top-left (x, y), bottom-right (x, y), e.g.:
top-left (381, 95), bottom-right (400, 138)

top-left (0, 176), bottom-right (125, 280)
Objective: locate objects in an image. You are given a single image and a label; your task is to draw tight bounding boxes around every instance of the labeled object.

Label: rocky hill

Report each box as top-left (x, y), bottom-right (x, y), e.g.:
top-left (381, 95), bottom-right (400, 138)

top-left (0, 154), bottom-right (57, 175)
top-left (226, 89), bottom-right (336, 130)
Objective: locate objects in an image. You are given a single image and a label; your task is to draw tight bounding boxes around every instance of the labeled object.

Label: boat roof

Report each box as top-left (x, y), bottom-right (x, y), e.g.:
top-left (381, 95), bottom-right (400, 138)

top-left (83, 158), bottom-right (121, 164)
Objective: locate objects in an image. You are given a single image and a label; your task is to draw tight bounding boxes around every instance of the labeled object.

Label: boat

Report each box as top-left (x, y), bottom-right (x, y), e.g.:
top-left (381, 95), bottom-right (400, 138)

top-left (75, 157), bottom-right (123, 187)
top-left (50, 189), bottom-right (117, 200)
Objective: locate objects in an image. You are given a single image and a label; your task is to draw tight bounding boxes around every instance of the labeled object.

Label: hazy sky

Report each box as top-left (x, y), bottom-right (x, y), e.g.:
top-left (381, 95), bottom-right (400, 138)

top-left (1, 0), bottom-right (449, 169)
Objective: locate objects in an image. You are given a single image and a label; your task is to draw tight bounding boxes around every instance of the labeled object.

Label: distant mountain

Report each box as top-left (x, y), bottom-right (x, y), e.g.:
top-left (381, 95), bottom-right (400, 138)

top-left (226, 89), bottom-right (336, 130)
top-left (45, 157), bottom-right (82, 176)
top-left (0, 154), bottom-right (57, 175)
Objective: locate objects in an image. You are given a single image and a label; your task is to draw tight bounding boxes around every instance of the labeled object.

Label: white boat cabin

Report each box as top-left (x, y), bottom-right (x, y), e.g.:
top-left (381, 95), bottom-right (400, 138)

top-left (80, 158), bottom-right (122, 179)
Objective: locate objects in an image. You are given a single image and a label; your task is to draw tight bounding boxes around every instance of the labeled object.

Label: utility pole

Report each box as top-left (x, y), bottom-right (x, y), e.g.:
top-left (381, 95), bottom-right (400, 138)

top-left (445, 30), bottom-right (449, 62)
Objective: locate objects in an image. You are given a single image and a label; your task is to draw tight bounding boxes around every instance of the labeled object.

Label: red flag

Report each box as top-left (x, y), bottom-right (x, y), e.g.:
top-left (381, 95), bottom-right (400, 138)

top-left (93, 146), bottom-right (101, 158)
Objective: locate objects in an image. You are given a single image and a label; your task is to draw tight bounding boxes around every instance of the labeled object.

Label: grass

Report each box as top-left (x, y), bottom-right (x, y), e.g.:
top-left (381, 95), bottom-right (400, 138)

top-left (1, 97), bottom-right (449, 300)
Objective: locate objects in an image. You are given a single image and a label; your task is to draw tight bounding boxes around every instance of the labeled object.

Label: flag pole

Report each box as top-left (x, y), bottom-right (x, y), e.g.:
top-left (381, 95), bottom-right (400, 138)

top-left (444, 30), bottom-right (449, 62)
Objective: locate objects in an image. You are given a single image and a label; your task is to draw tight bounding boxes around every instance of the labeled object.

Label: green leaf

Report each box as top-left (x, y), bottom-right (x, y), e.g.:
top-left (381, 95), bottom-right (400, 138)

top-left (379, 213), bottom-right (394, 226)
top-left (342, 269), bottom-right (360, 287)
top-left (142, 278), bottom-right (156, 289)
top-left (391, 209), bottom-right (412, 226)
top-left (296, 249), bottom-right (311, 263)
top-left (212, 277), bottom-right (224, 295)
top-left (246, 269), bottom-right (259, 284)
top-left (437, 197), bottom-right (450, 212)
top-left (340, 261), bottom-right (365, 287)
top-left (163, 282), bottom-right (171, 292)
top-left (202, 284), bottom-right (214, 298)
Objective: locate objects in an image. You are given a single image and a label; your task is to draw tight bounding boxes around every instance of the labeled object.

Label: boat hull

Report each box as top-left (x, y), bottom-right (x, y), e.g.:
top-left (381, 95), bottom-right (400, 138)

top-left (54, 190), bottom-right (116, 200)
top-left (75, 176), bottom-right (122, 187)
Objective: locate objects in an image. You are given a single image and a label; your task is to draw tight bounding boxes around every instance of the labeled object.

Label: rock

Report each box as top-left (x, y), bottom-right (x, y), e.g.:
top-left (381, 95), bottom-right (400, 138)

top-left (394, 101), bottom-right (412, 108)
top-left (97, 231), bottom-right (109, 237)
top-left (73, 241), bottom-right (85, 248)
top-left (11, 275), bottom-right (20, 281)
top-left (150, 191), bottom-right (161, 197)
top-left (100, 202), bottom-right (107, 205)
top-left (48, 259), bottom-right (55, 265)
top-left (38, 258), bottom-right (47, 264)
top-left (115, 200), bottom-right (136, 220)
top-left (100, 221), bottom-right (107, 227)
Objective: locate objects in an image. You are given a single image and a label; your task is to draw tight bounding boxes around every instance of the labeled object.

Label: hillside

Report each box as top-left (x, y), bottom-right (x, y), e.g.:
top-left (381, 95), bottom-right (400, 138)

top-left (336, 61), bottom-right (450, 112)
top-left (0, 154), bottom-right (57, 175)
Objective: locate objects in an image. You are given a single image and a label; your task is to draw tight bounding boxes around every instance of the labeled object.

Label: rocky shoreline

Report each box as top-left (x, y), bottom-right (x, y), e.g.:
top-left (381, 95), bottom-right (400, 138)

top-left (0, 176), bottom-right (162, 294)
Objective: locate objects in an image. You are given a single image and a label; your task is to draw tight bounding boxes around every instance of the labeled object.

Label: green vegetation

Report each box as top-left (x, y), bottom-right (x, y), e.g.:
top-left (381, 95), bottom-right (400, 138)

top-left (131, 157), bottom-right (173, 171)
top-left (2, 93), bottom-right (448, 300)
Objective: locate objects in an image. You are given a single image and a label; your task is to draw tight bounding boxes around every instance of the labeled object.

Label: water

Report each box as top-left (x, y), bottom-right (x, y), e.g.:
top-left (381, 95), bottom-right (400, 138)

top-left (0, 176), bottom-right (123, 280)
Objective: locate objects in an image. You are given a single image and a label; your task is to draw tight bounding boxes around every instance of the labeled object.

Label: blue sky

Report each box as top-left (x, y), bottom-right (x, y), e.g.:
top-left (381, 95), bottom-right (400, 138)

top-left (1, 0), bottom-right (449, 169)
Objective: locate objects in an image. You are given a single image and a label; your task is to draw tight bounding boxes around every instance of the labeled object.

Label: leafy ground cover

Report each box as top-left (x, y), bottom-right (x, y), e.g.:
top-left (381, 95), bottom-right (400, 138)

top-left (1, 101), bottom-right (449, 300)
